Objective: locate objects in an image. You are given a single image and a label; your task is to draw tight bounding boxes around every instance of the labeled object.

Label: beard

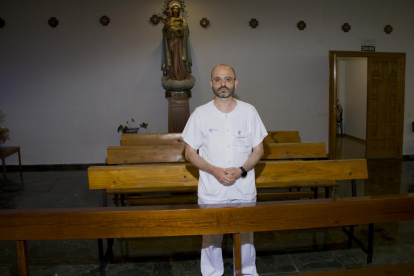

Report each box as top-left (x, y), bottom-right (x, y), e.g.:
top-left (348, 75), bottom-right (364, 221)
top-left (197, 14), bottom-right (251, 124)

top-left (212, 85), bottom-right (235, 98)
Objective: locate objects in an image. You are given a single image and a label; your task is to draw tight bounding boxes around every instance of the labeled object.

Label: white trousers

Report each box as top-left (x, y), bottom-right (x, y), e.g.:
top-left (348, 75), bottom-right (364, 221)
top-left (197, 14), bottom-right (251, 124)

top-left (198, 197), bottom-right (259, 276)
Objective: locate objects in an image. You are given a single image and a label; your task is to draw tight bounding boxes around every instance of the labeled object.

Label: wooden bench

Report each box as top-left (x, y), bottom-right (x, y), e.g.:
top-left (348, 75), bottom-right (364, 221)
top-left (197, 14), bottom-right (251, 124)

top-left (120, 131), bottom-right (300, 146)
top-left (107, 142), bottom-right (326, 164)
top-left (91, 159), bottom-right (365, 206)
top-left (106, 142), bottom-right (335, 204)
top-left (1, 194), bottom-right (413, 276)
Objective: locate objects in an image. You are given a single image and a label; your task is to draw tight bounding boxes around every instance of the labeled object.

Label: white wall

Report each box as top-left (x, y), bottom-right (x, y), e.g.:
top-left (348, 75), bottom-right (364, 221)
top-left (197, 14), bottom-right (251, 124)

top-left (338, 57), bottom-right (368, 140)
top-left (1, 0), bottom-right (414, 164)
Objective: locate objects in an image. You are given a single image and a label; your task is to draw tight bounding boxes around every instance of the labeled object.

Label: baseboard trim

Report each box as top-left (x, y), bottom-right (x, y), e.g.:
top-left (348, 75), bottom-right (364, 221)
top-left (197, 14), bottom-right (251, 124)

top-left (402, 155), bottom-right (414, 161)
top-left (4, 163), bottom-right (106, 172)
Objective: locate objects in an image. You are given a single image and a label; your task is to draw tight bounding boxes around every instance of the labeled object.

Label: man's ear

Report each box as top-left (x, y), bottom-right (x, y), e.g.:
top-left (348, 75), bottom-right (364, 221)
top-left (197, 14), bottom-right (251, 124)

top-left (234, 79), bottom-right (239, 89)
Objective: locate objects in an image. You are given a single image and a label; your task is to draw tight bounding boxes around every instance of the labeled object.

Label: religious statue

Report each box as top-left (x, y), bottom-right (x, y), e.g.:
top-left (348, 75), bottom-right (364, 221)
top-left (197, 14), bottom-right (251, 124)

top-left (160, 1), bottom-right (195, 93)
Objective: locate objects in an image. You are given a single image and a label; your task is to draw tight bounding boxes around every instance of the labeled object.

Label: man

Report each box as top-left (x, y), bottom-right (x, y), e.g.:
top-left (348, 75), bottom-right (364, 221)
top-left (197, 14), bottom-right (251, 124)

top-left (182, 64), bottom-right (267, 276)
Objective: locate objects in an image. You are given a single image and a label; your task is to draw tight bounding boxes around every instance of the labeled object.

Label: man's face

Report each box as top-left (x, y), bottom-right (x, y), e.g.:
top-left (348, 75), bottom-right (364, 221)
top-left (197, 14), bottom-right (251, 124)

top-left (210, 66), bottom-right (238, 98)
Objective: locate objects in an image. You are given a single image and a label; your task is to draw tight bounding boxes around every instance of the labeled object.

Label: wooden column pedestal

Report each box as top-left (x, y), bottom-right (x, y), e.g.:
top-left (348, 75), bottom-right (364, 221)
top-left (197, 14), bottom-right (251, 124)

top-left (166, 91), bottom-right (191, 133)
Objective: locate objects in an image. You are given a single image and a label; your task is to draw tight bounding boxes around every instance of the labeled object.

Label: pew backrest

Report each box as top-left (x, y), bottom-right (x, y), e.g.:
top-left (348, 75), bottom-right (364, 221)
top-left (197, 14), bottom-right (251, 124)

top-left (1, 194), bottom-right (412, 240)
top-left (264, 131), bottom-right (300, 143)
top-left (1, 194), bottom-right (412, 276)
top-left (120, 131), bottom-right (300, 146)
top-left (121, 133), bottom-right (183, 146)
top-left (89, 159), bottom-right (368, 191)
top-left (107, 142), bottom-right (327, 165)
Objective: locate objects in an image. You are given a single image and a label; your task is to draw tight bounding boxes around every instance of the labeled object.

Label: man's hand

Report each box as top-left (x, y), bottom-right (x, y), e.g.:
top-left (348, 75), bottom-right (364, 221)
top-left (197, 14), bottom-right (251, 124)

top-left (212, 167), bottom-right (236, 186)
top-left (222, 167), bottom-right (242, 185)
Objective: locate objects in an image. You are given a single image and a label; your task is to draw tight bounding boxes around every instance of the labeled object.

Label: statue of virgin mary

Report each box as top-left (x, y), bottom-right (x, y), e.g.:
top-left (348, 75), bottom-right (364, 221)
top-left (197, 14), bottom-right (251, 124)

top-left (160, 1), bottom-right (195, 93)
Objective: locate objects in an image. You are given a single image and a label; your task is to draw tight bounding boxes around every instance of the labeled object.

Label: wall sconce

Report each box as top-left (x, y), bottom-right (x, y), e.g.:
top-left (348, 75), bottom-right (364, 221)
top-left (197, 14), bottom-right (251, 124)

top-left (100, 15), bottom-right (110, 26)
top-left (150, 14), bottom-right (160, 25)
top-left (0, 18), bottom-right (5, 28)
top-left (384, 25), bottom-right (393, 34)
top-left (48, 17), bottom-right (59, 28)
top-left (249, 19), bottom-right (259, 28)
top-left (297, 21), bottom-right (306, 30)
top-left (200, 18), bottom-right (209, 28)
top-left (342, 23), bottom-right (351, 32)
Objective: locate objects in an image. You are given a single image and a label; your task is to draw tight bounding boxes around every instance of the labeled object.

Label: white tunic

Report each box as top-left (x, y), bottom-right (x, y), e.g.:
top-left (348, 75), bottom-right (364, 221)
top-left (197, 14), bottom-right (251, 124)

top-left (182, 99), bottom-right (267, 201)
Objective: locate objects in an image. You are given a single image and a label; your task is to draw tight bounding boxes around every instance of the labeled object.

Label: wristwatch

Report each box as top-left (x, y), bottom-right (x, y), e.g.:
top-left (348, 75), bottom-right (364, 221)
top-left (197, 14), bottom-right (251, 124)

top-left (239, 166), bottom-right (247, 178)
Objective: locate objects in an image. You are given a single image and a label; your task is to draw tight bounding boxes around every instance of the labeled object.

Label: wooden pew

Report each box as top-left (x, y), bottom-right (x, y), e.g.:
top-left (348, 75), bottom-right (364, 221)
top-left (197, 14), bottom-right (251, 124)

top-left (1, 194), bottom-right (413, 276)
top-left (106, 142), bottom-right (334, 203)
top-left (107, 142), bottom-right (326, 164)
top-left (120, 131), bottom-right (300, 146)
top-left (263, 131), bottom-right (300, 143)
top-left (89, 160), bottom-right (367, 190)
top-left (90, 159), bottom-right (366, 205)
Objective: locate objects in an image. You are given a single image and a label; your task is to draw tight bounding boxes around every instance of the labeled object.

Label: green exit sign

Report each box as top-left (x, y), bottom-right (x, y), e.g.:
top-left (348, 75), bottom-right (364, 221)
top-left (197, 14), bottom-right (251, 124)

top-left (361, 46), bottom-right (375, 52)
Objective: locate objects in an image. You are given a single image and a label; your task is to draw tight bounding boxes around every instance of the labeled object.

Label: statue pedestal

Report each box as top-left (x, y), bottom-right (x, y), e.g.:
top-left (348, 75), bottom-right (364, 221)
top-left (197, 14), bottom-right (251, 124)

top-left (166, 91), bottom-right (191, 133)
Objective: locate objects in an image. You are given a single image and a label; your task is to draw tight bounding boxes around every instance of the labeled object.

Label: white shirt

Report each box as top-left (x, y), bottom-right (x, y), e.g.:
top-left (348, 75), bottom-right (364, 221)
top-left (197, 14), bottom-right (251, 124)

top-left (182, 99), bottom-right (267, 201)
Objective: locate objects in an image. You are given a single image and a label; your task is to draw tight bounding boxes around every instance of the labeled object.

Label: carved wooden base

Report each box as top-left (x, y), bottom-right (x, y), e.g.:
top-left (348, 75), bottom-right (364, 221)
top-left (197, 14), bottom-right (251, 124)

top-left (166, 97), bottom-right (190, 133)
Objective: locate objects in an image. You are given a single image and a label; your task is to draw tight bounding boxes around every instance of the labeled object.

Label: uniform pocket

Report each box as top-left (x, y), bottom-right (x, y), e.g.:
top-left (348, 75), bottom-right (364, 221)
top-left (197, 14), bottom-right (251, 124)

top-left (233, 133), bottom-right (251, 154)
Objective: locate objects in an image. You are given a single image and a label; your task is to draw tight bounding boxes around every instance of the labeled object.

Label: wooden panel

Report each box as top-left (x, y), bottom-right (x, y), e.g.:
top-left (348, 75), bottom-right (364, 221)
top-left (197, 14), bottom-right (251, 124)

top-left (167, 97), bottom-right (190, 133)
top-left (119, 191), bottom-right (326, 205)
top-left (366, 57), bottom-right (404, 158)
top-left (16, 241), bottom-right (28, 276)
top-left (262, 143), bottom-right (326, 159)
top-left (263, 131), bottom-right (300, 143)
top-left (89, 163), bottom-right (199, 190)
top-left (106, 181), bottom-right (338, 195)
top-left (0, 194), bottom-right (413, 241)
top-left (233, 233), bottom-right (242, 276)
top-left (121, 131), bottom-right (299, 146)
top-left (298, 263), bottom-right (414, 276)
top-left (106, 186), bottom-right (198, 194)
top-left (121, 133), bottom-right (184, 146)
top-left (107, 145), bottom-right (186, 164)
top-left (88, 160), bottom-right (368, 190)
top-left (108, 142), bottom-right (326, 165)
top-left (257, 180), bottom-right (338, 189)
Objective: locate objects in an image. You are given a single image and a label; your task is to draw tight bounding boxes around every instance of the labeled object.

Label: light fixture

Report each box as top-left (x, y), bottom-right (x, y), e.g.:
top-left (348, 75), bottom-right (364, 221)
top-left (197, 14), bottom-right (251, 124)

top-left (150, 14), bottom-right (160, 25)
top-left (200, 18), bottom-right (209, 28)
top-left (297, 21), bottom-right (306, 30)
top-left (100, 16), bottom-right (110, 26)
top-left (249, 19), bottom-right (259, 28)
top-left (384, 25), bottom-right (393, 34)
top-left (342, 23), bottom-right (351, 32)
top-left (48, 17), bottom-right (59, 28)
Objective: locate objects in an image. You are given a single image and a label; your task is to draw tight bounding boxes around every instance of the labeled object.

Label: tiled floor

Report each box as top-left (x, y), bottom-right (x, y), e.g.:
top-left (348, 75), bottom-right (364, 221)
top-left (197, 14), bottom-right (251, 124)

top-left (0, 136), bottom-right (413, 275)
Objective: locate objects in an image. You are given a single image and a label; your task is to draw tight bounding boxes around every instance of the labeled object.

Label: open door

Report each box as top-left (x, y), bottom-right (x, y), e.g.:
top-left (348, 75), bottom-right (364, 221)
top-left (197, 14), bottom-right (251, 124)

top-left (366, 57), bottom-right (405, 158)
top-left (328, 51), bottom-right (405, 160)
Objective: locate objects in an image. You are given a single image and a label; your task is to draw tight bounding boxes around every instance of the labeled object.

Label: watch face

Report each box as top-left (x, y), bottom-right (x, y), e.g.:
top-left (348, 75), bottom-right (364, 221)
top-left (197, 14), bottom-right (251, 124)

top-left (241, 171), bottom-right (247, 177)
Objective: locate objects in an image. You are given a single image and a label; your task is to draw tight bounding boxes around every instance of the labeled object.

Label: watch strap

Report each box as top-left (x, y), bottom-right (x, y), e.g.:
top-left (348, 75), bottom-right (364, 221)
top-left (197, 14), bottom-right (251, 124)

top-left (239, 166), bottom-right (247, 178)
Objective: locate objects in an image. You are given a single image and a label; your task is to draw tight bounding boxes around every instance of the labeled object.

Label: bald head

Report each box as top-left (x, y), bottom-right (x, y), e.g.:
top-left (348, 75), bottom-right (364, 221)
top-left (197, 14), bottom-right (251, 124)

top-left (211, 64), bottom-right (236, 80)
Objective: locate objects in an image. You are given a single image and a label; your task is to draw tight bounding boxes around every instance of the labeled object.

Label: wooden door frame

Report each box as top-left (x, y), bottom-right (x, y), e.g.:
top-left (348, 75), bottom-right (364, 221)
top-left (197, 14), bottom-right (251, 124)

top-left (328, 51), bottom-right (406, 160)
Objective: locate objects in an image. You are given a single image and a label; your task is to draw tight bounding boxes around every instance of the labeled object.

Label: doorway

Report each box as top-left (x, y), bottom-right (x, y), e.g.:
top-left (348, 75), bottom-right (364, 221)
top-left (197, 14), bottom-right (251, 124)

top-left (328, 51), bottom-right (406, 160)
top-left (336, 57), bottom-right (367, 159)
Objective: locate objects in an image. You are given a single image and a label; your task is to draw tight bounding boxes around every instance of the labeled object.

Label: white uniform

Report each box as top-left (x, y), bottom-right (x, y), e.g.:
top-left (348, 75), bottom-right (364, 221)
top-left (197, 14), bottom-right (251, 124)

top-left (182, 99), bottom-right (267, 276)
